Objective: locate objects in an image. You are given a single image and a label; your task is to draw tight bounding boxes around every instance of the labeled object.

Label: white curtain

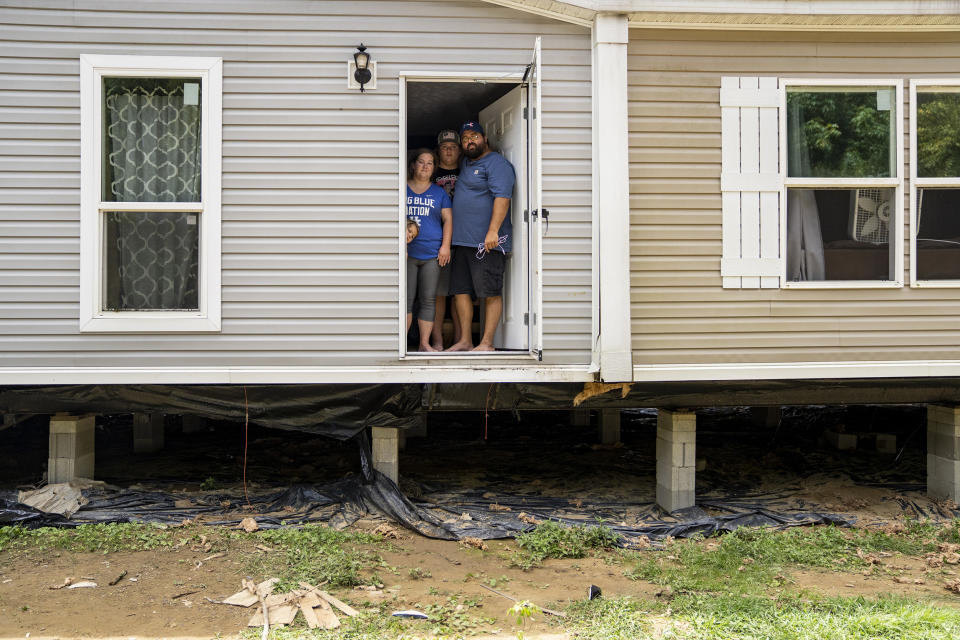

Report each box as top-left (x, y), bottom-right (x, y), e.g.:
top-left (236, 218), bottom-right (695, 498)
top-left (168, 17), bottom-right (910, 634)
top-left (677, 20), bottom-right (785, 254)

top-left (786, 100), bottom-right (825, 281)
top-left (103, 79), bottom-right (200, 310)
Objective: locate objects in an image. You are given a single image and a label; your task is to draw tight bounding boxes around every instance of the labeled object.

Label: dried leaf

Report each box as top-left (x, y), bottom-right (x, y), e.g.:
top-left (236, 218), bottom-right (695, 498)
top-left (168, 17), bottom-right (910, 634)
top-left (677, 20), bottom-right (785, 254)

top-left (459, 537), bottom-right (487, 551)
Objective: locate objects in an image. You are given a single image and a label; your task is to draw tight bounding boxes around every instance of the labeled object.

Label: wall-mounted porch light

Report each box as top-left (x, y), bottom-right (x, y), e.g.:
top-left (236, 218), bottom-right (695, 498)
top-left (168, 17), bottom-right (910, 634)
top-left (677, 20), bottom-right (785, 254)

top-left (352, 43), bottom-right (373, 93)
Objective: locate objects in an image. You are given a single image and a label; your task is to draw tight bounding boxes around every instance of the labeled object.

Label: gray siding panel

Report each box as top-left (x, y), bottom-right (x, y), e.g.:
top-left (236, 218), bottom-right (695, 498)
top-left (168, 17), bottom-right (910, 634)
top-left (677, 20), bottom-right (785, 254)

top-left (0, 0), bottom-right (592, 369)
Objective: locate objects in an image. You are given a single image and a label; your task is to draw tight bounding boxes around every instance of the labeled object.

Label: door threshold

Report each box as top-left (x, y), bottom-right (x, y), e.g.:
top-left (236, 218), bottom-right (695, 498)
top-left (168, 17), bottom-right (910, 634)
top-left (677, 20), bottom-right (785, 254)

top-left (403, 350), bottom-right (533, 359)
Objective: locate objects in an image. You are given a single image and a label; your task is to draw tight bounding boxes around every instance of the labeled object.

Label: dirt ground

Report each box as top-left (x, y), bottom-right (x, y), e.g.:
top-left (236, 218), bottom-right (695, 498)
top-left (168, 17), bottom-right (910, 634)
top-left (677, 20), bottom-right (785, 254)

top-left (1, 405), bottom-right (958, 638)
top-left (3, 526), bottom-right (959, 640)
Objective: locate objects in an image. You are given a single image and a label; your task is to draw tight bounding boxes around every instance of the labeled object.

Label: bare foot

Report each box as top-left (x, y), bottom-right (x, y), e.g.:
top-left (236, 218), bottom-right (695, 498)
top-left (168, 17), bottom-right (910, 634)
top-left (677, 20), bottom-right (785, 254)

top-left (419, 343), bottom-right (436, 352)
top-left (445, 341), bottom-right (474, 352)
top-left (430, 341), bottom-right (444, 351)
top-left (471, 342), bottom-right (496, 352)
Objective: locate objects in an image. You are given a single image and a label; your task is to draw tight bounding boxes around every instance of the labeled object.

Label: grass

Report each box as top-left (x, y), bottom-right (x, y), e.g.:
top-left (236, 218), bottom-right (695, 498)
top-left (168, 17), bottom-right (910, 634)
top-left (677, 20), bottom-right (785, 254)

top-left (237, 595), bottom-right (495, 639)
top-left (0, 522), bottom-right (179, 553)
top-left (1, 522), bottom-right (387, 590)
top-left (246, 525), bottom-right (386, 590)
top-left (510, 520), bottom-right (619, 569)
top-left (624, 521), bottom-right (959, 595)
top-left (567, 594), bottom-right (960, 640)
top-left (239, 610), bottom-right (406, 640)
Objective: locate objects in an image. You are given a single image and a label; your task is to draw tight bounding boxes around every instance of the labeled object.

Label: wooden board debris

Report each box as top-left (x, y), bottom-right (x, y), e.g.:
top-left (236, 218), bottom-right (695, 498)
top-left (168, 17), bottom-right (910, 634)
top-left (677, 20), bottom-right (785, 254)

top-left (224, 577), bottom-right (279, 607)
top-left (301, 592), bottom-right (340, 630)
top-left (248, 604), bottom-right (298, 627)
top-left (299, 582), bottom-right (358, 617)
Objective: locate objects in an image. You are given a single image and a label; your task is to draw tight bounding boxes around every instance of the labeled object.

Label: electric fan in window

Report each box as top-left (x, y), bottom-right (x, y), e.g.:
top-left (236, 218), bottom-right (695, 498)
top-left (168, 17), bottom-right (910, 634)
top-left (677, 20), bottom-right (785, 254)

top-left (848, 188), bottom-right (892, 245)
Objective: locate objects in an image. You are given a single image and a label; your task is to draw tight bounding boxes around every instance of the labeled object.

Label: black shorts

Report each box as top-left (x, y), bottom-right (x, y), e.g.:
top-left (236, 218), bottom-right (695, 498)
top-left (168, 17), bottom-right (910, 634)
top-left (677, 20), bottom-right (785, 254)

top-left (449, 245), bottom-right (505, 298)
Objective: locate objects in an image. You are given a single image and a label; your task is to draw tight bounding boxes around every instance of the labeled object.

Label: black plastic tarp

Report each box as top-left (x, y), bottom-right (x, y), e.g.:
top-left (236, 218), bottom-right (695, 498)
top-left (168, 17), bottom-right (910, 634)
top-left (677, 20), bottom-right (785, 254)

top-left (0, 432), bottom-right (861, 544)
top-left (0, 384), bottom-right (422, 439)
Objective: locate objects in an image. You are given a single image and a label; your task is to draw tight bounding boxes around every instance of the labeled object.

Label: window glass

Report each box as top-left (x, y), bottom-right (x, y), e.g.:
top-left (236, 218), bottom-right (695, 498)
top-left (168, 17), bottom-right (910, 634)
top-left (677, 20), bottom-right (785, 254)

top-left (786, 188), bottom-right (895, 282)
top-left (786, 88), bottom-right (896, 178)
top-left (915, 188), bottom-right (960, 280)
top-left (917, 90), bottom-right (960, 178)
top-left (103, 211), bottom-right (199, 311)
top-left (102, 77), bottom-right (202, 202)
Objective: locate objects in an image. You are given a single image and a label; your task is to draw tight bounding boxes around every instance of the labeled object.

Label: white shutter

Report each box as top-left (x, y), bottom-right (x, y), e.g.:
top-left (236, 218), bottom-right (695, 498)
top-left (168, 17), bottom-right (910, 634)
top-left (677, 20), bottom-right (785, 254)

top-left (720, 76), bottom-right (781, 289)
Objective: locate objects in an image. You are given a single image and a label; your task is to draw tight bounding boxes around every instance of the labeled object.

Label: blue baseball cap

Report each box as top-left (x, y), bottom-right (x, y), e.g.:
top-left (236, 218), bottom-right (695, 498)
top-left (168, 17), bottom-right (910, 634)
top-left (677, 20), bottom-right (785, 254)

top-left (460, 121), bottom-right (484, 136)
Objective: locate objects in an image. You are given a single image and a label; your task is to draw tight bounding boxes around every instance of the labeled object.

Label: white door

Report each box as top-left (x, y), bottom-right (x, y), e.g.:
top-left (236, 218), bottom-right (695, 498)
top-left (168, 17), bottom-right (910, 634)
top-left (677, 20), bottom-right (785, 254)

top-left (480, 85), bottom-right (528, 351)
top-left (526, 37), bottom-right (543, 360)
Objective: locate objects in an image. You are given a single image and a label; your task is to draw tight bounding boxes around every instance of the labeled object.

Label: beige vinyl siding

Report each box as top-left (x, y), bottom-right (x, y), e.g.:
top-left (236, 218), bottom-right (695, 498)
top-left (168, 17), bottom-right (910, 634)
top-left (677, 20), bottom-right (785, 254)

top-left (0, 0), bottom-right (592, 368)
top-left (629, 29), bottom-right (960, 366)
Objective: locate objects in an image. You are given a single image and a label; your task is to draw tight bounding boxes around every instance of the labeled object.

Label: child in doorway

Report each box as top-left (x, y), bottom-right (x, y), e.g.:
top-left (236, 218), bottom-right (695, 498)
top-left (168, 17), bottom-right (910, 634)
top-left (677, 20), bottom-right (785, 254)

top-left (406, 218), bottom-right (420, 248)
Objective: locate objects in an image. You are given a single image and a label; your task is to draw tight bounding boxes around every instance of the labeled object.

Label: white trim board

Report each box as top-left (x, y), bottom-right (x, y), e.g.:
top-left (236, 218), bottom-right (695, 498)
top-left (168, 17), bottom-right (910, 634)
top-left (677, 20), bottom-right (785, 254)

top-left (634, 360), bottom-right (960, 383)
top-left (0, 366), bottom-right (594, 385)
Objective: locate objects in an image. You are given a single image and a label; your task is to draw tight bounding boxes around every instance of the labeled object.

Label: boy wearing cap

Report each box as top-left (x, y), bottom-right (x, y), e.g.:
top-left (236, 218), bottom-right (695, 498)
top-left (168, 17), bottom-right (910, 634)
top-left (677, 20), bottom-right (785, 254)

top-left (434, 129), bottom-right (461, 199)
top-left (431, 129), bottom-right (462, 350)
top-left (445, 121), bottom-right (516, 352)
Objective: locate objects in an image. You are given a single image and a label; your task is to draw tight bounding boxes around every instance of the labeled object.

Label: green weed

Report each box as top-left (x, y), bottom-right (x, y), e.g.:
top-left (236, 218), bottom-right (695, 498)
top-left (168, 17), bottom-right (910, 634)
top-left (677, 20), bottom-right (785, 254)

top-left (0, 523), bottom-right (176, 553)
top-left (510, 521), bottom-right (618, 570)
top-left (624, 523), bottom-right (953, 595)
top-left (408, 566), bottom-right (431, 580)
top-left (248, 525), bottom-right (385, 590)
top-left (419, 594), bottom-right (495, 636)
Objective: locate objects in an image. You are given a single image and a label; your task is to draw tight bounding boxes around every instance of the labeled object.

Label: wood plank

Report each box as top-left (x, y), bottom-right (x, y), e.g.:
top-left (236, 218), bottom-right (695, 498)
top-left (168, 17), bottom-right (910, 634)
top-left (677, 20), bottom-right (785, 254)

top-left (223, 578), bottom-right (278, 607)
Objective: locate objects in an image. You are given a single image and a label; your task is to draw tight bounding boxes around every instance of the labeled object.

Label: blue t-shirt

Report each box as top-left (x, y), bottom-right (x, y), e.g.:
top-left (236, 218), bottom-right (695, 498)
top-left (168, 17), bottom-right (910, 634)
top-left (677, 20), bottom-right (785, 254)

top-left (406, 183), bottom-right (451, 261)
top-left (451, 151), bottom-right (515, 252)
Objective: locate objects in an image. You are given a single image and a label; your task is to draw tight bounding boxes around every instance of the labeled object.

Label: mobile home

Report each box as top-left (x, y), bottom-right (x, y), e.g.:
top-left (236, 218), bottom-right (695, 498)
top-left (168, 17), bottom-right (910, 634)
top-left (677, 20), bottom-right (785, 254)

top-left (3, 0), bottom-right (960, 512)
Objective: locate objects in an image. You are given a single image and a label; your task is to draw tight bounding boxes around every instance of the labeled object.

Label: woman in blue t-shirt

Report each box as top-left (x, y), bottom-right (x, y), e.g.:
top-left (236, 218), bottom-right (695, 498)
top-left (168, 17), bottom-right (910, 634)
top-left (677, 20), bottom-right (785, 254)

top-left (406, 149), bottom-right (452, 351)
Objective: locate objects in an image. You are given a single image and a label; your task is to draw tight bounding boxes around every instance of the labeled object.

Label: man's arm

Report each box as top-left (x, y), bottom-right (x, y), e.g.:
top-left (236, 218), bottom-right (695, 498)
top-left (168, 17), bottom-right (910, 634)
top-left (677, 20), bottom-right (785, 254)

top-left (484, 197), bottom-right (510, 251)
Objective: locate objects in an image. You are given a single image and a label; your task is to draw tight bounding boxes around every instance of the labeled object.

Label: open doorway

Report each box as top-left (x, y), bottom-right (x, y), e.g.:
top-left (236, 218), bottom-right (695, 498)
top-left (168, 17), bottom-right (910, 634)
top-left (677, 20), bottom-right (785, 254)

top-left (400, 67), bottom-right (542, 359)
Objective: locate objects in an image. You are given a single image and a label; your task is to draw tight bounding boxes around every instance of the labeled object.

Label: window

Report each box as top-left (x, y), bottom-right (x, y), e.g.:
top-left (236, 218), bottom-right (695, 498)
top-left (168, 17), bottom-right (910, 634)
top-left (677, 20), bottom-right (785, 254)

top-left (79, 55), bottom-right (222, 332)
top-left (910, 82), bottom-right (960, 285)
top-left (783, 82), bottom-right (903, 286)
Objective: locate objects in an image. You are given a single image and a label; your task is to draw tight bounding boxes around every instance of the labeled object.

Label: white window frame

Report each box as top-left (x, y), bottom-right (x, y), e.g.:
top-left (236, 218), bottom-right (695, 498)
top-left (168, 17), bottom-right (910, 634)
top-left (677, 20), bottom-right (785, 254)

top-left (779, 78), bottom-right (904, 289)
top-left (909, 79), bottom-right (960, 288)
top-left (79, 54), bottom-right (222, 332)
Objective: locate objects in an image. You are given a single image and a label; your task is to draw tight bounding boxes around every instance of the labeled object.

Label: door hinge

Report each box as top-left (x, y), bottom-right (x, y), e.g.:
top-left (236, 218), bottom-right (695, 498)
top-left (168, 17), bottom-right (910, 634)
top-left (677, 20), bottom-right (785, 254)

top-left (523, 106), bottom-right (536, 120)
top-left (535, 349), bottom-right (543, 361)
top-left (523, 209), bottom-right (528, 223)
top-left (523, 312), bottom-right (529, 326)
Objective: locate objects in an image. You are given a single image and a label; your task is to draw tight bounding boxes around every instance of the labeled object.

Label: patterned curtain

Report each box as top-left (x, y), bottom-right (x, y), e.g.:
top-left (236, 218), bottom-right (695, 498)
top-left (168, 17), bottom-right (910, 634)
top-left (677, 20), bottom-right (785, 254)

top-left (103, 78), bottom-right (201, 310)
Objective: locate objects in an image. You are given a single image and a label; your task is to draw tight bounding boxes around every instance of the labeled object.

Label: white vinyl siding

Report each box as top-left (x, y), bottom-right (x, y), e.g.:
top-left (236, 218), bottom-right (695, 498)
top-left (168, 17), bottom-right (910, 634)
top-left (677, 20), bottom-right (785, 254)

top-left (0, 0), bottom-right (592, 369)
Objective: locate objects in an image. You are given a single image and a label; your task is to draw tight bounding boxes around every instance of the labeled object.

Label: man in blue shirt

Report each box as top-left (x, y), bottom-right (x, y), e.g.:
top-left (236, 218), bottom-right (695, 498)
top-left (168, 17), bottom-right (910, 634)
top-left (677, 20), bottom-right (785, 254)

top-left (445, 121), bottom-right (516, 352)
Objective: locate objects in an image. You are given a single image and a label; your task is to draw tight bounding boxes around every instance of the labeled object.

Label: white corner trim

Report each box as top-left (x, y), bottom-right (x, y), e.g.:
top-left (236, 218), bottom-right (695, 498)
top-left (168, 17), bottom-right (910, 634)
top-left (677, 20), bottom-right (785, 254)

top-left (0, 366), bottom-right (595, 385)
top-left (595, 12), bottom-right (629, 43)
top-left (635, 360), bottom-right (960, 382)
top-left (79, 54), bottom-right (222, 333)
top-left (593, 13), bottom-right (633, 383)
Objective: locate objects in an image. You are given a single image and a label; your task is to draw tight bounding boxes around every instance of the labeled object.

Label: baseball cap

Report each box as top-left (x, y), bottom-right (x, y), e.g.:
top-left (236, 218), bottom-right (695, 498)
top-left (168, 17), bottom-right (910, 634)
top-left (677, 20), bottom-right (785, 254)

top-left (460, 121), bottom-right (484, 136)
top-left (437, 129), bottom-right (459, 145)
